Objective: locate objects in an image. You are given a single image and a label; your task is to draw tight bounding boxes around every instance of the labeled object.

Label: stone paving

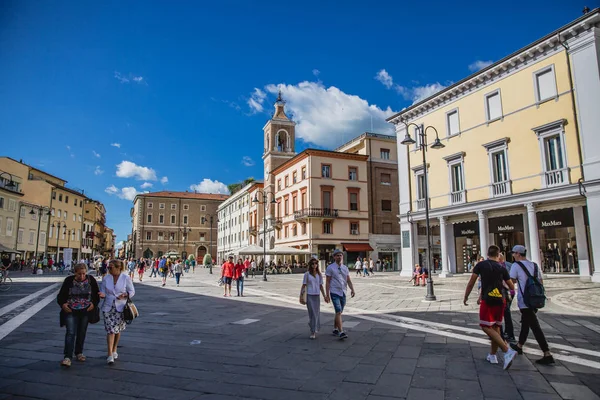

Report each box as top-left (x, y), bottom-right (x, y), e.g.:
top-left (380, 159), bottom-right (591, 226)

top-left (0, 269), bottom-right (600, 399)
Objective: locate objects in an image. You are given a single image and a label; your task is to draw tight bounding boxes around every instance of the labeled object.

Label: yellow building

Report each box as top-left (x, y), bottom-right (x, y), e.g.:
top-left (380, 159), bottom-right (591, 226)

top-left (0, 170), bottom-right (24, 254)
top-left (388, 10), bottom-right (600, 280)
top-left (83, 200), bottom-right (107, 259)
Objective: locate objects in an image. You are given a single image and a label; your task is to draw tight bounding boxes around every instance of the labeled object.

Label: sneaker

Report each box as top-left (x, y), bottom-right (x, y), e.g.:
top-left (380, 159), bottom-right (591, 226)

top-left (486, 354), bottom-right (499, 364)
top-left (76, 353), bottom-right (86, 362)
top-left (503, 348), bottom-right (517, 370)
top-left (60, 357), bottom-right (71, 367)
top-left (332, 329), bottom-right (340, 336)
top-left (339, 332), bottom-right (348, 340)
top-left (112, 352), bottom-right (118, 360)
top-left (510, 342), bottom-right (523, 355)
top-left (309, 333), bottom-right (316, 340)
top-left (107, 355), bottom-right (114, 365)
top-left (536, 355), bottom-right (555, 365)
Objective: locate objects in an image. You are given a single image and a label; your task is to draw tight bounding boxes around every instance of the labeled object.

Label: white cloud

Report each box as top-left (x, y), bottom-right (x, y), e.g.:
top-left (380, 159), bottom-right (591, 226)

top-left (160, 176), bottom-right (168, 184)
top-left (110, 143), bottom-right (121, 148)
top-left (94, 166), bottom-right (104, 175)
top-left (140, 182), bottom-right (153, 189)
top-left (66, 145), bottom-right (71, 151)
top-left (66, 145), bottom-right (75, 158)
top-left (375, 69), bottom-right (394, 89)
top-left (114, 71), bottom-right (129, 83)
top-left (114, 71), bottom-right (146, 85)
top-left (241, 156), bottom-right (255, 167)
top-left (468, 60), bottom-right (493, 72)
top-left (105, 185), bottom-right (141, 201)
top-left (247, 88), bottom-right (267, 114)
top-left (115, 161), bottom-right (157, 181)
top-left (93, 150), bottom-right (101, 158)
top-left (262, 81), bottom-right (395, 148)
top-left (189, 179), bottom-right (229, 194)
top-left (312, 69), bottom-right (320, 77)
top-left (132, 76), bottom-right (144, 83)
top-left (395, 82), bottom-right (447, 104)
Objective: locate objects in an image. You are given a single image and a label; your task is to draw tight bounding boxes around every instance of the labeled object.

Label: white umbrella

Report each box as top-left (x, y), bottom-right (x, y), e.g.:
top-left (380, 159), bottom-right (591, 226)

top-left (236, 245), bottom-right (266, 255)
top-left (268, 246), bottom-right (311, 256)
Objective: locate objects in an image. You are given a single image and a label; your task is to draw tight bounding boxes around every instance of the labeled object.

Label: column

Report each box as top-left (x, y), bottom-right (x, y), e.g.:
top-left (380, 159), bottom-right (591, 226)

top-left (573, 206), bottom-right (591, 278)
top-left (399, 219), bottom-right (415, 277)
top-left (526, 203), bottom-right (541, 267)
top-left (439, 216), bottom-right (452, 277)
top-left (523, 212), bottom-right (531, 255)
top-left (477, 210), bottom-right (489, 258)
top-left (586, 187), bottom-right (600, 282)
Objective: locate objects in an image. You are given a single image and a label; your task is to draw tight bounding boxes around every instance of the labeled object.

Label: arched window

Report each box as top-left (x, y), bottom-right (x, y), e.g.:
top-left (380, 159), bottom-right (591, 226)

top-left (275, 130), bottom-right (289, 152)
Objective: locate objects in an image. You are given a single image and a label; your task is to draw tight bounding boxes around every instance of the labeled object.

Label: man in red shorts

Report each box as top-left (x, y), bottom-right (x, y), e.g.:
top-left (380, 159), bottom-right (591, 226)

top-left (464, 245), bottom-right (518, 370)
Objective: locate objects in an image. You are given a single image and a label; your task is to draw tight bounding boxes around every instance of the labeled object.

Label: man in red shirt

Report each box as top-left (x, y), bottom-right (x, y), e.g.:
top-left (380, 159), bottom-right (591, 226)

top-left (243, 257), bottom-right (251, 278)
top-left (221, 255), bottom-right (235, 297)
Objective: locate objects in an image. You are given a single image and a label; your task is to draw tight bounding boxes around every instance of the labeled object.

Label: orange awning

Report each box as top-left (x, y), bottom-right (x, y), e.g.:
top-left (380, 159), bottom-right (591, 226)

top-left (342, 243), bottom-right (374, 252)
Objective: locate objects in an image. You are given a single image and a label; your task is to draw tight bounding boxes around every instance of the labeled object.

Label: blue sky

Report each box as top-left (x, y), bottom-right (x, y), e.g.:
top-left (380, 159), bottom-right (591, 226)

top-left (0, 0), bottom-right (588, 244)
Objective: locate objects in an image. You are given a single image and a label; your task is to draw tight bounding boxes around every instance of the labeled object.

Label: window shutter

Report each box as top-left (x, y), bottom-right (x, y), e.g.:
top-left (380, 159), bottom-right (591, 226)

top-left (487, 93), bottom-right (502, 120)
top-left (448, 111), bottom-right (459, 135)
top-left (537, 69), bottom-right (556, 101)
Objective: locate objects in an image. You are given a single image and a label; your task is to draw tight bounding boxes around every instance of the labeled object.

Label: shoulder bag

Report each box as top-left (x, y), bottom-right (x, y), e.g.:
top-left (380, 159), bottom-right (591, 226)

top-left (123, 294), bottom-right (139, 324)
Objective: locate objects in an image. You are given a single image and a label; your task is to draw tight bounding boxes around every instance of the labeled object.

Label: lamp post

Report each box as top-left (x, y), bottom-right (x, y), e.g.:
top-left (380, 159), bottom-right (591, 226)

top-left (399, 122), bottom-right (445, 301)
top-left (0, 172), bottom-right (17, 189)
top-left (252, 190), bottom-right (277, 282)
top-left (66, 229), bottom-right (74, 249)
top-left (180, 227), bottom-right (191, 259)
top-left (29, 206), bottom-right (52, 264)
top-left (52, 222), bottom-right (67, 261)
top-left (201, 215), bottom-right (216, 274)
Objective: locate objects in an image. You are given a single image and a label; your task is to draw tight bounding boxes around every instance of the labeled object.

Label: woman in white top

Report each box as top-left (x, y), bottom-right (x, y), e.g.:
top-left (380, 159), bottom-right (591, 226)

top-left (99, 259), bottom-right (135, 365)
top-left (300, 258), bottom-right (329, 339)
top-left (355, 257), bottom-right (362, 276)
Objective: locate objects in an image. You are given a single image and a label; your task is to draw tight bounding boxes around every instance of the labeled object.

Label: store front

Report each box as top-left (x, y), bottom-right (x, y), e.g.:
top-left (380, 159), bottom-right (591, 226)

top-left (342, 243), bottom-right (373, 267)
top-left (377, 247), bottom-right (399, 271)
top-left (417, 225), bottom-right (441, 271)
top-left (454, 221), bottom-right (480, 273)
top-left (317, 244), bottom-right (337, 265)
top-left (537, 208), bottom-right (578, 274)
top-left (489, 214), bottom-right (525, 263)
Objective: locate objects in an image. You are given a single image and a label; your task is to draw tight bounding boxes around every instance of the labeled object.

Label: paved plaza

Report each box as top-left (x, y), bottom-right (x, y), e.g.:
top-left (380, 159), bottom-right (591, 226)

top-left (1, 269), bottom-right (600, 399)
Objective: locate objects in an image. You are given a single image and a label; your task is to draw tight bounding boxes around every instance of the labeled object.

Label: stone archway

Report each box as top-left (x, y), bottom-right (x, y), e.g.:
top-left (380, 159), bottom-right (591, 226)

top-left (197, 245), bottom-right (207, 261)
top-left (143, 248), bottom-right (153, 259)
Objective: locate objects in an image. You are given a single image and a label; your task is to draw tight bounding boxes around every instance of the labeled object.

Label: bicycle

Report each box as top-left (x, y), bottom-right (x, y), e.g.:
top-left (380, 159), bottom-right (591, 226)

top-left (0, 267), bottom-right (12, 291)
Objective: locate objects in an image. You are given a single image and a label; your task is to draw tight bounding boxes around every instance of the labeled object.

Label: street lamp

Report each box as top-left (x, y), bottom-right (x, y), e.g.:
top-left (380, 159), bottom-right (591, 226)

top-left (52, 222), bottom-right (67, 261)
top-left (0, 172), bottom-right (17, 189)
top-left (180, 227), bottom-right (191, 259)
top-left (399, 121), bottom-right (445, 301)
top-left (201, 215), bottom-right (216, 274)
top-left (29, 206), bottom-right (52, 264)
top-left (252, 190), bottom-right (277, 282)
top-left (66, 229), bottom-right (74, 249)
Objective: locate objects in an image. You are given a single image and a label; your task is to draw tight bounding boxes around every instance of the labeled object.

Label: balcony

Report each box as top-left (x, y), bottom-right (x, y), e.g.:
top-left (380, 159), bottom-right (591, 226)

top-left (491, 180), bottom-right (511, 198)
top-left (249, 226), bottom-right (258, 236)
top-left (273, 218), bottom-right (283, 230)
top-left (450, 190), bottom-right (466, 205)
top-left (545, 168), bottom-right (568, 188)
top-left (294, 208), bottom-right (339, 221)
top-left (416, 199), bottom-right (426, 211)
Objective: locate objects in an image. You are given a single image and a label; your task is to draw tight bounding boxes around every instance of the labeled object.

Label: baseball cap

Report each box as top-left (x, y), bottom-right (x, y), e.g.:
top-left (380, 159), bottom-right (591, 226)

top-left (511, 245), bottom-right (526, 255)
top-left (332, 249), bottom-right (343, 256)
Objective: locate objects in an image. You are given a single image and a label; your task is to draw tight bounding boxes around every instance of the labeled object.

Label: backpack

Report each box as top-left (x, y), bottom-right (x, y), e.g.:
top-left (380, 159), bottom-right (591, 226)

top-left (515, 261), bottom-right (546, 309)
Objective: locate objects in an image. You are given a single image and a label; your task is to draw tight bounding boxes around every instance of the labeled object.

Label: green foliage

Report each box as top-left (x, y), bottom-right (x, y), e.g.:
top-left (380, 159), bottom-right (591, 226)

top-left (203, 253), bottom-right (212, 265)
top-left (227, 177), bottom-right (255, 195)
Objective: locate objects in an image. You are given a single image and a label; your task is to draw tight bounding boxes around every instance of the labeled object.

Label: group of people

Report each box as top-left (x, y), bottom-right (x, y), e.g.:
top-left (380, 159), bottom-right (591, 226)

top-left (464, 244), bottom-right (554, 370)
top-left (57, 259), bottom-right (135, 367)
top-left (220, 256), bottom-right (255, 296)
top-left (353, 257), bottom-right (376, 277)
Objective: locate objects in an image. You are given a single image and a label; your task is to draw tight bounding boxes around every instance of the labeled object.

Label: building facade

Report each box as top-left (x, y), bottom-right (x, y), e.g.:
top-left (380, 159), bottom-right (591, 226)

top-left (336, 133), bottom-right (402, 270)
top-left (132, 191), bottom-right (228, 261)
top-left (388, 10), bottom-right (600, 280)
top-left (103, 227), bottom-right (115, 259)
top-left (217, 181), bottom-right (262, 262)
top-left (0, 171), bottom-right (23, 254)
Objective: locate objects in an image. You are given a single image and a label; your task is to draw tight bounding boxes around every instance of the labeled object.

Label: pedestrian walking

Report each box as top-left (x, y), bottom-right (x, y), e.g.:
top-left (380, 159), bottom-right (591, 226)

top-left (167, 259), bottom-right (174, 278)
top-left (99, 259), bottom-right (108, 279)
top-left (250, 258), bottom-right (256, 278)
top-left (137, 259), bottom-right (145, 282)
top-left (234, 258), bottom-right (245, 296)
top-left (325, 249), bottom-right (355, 340)
top-left (127, 258), bottom-right (136, 280)
top-left (150, 258), bottom-right (159, 278)
top-left (368, 257), bottom-right (375, 276)
top-left (499, 253), bottom-right (515, 341)
top-left (174, 259), bottom-right (184, 287)
top-left (463, 245), bottom-right (518, 370)
top-left (99, 259), bottom-right (135, 365)
top-left (57, 263), bottom-right (100, 367)
top-left (243, 257), bottom-right (251, 278)
top-left (509, 245), bottom-right (555, 365)
top-left (355, 257), bottom-right (362, 277)
top-left (221, 256), bottom-right (234, 296)
top-left (159, 256), bottom-right (168, 287)
top-left (300, 257), bottom-right (329, 339)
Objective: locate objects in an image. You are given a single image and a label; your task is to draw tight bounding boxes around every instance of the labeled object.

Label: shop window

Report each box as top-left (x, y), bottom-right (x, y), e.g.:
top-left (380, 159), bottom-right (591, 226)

top-left (381, 200), bottom-right (392, 212)
top-left (485, 90), bottom-right (503, 122)
top-left (323, 221), bottom-right (332, 234)
top-left (350, 222), bottom-right (359, 235)
top-left (534, 65), bottom-right (557, 103)
top-left (534, 120), bottom-right (569, 188)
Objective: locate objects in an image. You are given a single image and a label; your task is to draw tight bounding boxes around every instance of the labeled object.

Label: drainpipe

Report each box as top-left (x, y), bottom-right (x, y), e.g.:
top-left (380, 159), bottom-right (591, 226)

top-left (559, 33), bottom-right (585, 181)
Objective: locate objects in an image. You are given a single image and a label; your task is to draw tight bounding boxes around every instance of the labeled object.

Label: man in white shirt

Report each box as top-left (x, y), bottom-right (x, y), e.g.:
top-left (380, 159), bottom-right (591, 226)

top-left (325, 249), bottom-right (355, 340)
top-left (509, 245), bottom-right (554, 365)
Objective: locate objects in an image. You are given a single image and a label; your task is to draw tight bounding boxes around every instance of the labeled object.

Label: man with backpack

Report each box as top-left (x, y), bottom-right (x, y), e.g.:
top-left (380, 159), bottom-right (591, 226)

top-left (509, 245), bottom-right (555, 365)
top-left (464, 245), bottom-right (518, 370)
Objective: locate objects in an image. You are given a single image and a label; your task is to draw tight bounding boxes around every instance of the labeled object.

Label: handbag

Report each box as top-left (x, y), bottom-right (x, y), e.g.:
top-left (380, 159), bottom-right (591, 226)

top-left (89, 305), bottom-right (100, 324)
top-left (123, 295), bottom-right (139, 324)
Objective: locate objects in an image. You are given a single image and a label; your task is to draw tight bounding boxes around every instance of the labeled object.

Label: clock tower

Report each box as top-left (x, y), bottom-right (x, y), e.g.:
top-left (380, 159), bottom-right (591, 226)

top-left (262, 92), bottom-right (296, 246)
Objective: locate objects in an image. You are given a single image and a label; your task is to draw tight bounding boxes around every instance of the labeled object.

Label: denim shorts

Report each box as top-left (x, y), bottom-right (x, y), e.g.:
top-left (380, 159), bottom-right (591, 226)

top-left (223, 277), bottom-right (232, 284)
top-left (330, 293), bottom-right (346, 314)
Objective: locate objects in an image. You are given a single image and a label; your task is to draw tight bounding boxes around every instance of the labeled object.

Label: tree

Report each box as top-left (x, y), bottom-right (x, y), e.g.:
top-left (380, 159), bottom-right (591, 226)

top-left (227, 177), bottom-right (255, 195)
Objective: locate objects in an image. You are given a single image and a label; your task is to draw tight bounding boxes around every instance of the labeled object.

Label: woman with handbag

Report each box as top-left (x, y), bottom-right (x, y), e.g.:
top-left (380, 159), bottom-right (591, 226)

top-left (99, 259), bottom-right (135, 365)
top-left (299, 258), bottom-right (329, 339)
top-left (56, 263), bottom-right (100, 367)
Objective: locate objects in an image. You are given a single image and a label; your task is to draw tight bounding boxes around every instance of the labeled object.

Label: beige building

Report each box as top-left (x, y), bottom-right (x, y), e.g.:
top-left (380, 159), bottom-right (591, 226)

top-left (46, 185), bottom-right (86, 262)
top-left (0, 170), bottom-right (24, 254)
top-left (103, 227), bottom-right (115, 258)
top-left (132, 191), bottom-right (228, 260)
top-left (83, 200), bottom-right (107, 259)
top-left (336, 133), bottom-right (401, 270)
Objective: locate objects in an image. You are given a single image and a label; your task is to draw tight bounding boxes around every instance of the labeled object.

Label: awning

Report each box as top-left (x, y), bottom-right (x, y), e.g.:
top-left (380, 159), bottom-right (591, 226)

top-left (269, 246), bottom-right (312, 255)
top-left (0, 243), bottom-right (19, 254)
top-left (342, 243), bottom-right (373, 252)
top-left (235, 245), bottom-right (266, 255)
